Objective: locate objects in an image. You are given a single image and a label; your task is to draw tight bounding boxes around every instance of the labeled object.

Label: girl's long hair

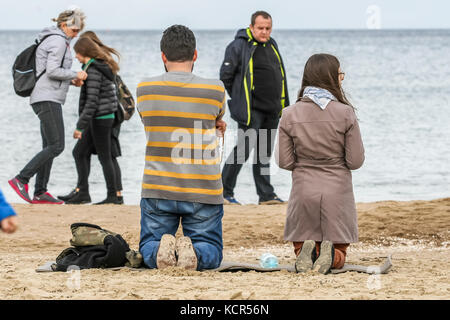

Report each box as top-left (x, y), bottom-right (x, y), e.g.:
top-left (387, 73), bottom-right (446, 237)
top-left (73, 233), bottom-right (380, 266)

top-left (80, 31), bottom-right (121, 63)
top-left (74, 37), bottom-right (120, 74)
top-left (297, 53), bottom-right (354, 110)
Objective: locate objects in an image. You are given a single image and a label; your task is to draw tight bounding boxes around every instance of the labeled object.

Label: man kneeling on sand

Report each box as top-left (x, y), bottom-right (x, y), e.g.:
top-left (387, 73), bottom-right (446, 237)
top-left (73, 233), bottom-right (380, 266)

top-left (137, 25), bottom-right (227, 270)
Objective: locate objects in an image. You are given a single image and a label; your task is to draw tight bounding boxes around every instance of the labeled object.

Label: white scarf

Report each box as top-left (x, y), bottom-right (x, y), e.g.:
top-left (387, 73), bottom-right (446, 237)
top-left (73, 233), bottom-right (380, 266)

top-left (303, 86), bottom-right (337, 110)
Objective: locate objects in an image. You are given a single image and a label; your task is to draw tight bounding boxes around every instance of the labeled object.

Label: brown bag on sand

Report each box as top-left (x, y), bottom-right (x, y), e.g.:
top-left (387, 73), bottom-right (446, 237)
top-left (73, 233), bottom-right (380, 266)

top-left (70, 222), bottom-right (118, 247)
top-left (52, 222), bottom-right (143, 271)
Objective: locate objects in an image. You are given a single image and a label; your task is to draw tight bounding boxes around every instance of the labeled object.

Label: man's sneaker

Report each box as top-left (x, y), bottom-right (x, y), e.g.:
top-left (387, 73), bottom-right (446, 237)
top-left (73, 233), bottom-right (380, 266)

top-left (295, 240), bottom-right (317, 273)
top-left (312, 240), bottom-right (335, 275)
top-left (156, 234), bottom-right (177, 269)
top-left (175, 236), bottom-right (198, 270)
top-left (259, 196), bottom-right (285, 205)
top-left (224, 196), bottom-right (241, 205)
top-left (8, 178), bottom-right (32, 203)
top-left (32, 192), bottom-right (64, 205)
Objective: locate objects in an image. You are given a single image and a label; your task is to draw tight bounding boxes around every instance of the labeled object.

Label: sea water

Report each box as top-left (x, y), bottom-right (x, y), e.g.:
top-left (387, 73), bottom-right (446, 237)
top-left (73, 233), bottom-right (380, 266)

top-left (1, 29), bottom-right (449, 204)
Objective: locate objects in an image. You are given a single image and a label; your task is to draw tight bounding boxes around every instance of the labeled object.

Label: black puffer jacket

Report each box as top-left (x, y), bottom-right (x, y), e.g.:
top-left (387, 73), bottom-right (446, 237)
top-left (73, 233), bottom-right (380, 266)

top-left (76, 59), bottom-right (118, 130)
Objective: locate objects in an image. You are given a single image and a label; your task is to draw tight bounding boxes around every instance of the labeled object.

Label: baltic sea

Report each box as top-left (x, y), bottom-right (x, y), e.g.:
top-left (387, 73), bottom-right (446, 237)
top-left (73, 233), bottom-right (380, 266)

top-left (1, 29), bottom-right (449, 204)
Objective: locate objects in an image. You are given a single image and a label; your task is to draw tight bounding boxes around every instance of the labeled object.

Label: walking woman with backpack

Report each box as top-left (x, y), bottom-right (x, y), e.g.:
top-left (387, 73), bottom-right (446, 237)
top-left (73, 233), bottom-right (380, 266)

top-left (64, 37), bottom-right (121, 205)
top-left (8, 9), bottom-right (87, 204)
top-left (276, 54), bottom-right (365, 274)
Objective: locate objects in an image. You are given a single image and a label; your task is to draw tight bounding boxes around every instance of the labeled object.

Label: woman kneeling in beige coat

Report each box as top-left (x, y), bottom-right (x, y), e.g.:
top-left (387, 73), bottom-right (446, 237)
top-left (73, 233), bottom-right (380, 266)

top-left (276, 53), bottom-right (365, 274)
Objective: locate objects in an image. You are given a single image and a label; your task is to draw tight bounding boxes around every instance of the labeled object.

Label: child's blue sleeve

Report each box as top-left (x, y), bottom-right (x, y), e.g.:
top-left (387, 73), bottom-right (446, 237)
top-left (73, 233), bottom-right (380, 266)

top-left (0, 188), bottom-right (16, 222)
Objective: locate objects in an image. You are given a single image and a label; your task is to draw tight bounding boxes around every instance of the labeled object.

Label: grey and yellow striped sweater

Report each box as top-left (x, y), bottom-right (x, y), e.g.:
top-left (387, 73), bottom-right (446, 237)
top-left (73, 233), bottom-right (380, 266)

top-left (137, 71), bottom-right (226, 204)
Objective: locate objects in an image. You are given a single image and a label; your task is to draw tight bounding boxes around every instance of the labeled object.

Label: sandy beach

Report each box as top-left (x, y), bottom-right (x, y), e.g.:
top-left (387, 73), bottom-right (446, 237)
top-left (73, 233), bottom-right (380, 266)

top-left (0, 198), bottom-right (449, 300)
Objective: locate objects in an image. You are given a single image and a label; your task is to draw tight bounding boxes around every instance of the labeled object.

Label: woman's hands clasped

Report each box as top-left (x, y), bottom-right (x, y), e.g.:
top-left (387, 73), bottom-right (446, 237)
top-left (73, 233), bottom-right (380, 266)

top-left (71, 71), bottom-right (88, 87)
top-left (73, 129), bottom-right (83, 140)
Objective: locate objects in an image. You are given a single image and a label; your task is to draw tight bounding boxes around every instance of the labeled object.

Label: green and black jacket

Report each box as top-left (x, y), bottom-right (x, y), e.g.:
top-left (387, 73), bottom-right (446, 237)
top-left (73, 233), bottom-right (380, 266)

top-left (220, 28), bottom-right (290, 126)
top-left (77, 59), bottom-right (118, 131)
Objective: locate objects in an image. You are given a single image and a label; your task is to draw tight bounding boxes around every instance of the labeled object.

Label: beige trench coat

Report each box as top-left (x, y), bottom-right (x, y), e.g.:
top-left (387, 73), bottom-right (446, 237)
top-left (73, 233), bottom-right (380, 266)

top-left (275, 97), bottom-right (365, 243)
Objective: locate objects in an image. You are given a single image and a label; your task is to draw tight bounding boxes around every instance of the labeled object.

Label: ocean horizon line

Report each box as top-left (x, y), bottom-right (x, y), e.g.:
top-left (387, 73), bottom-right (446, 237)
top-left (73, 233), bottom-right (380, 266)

top-left (1, 28), bottom-right (450, 32)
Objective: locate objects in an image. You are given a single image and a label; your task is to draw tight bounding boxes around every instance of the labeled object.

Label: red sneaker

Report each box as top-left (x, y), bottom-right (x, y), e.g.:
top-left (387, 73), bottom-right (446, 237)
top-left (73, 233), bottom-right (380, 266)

top-left (8, 178), bottom-right (32, 203)
top-left (32, 192), bottom-right (64, 205)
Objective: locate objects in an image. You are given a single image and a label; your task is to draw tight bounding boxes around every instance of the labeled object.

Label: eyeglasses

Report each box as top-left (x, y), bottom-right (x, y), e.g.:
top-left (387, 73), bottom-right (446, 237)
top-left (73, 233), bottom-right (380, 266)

top-left (339, 72), bottom-right (345, 80)
top-left (70, 28), bottom-right (80, 33)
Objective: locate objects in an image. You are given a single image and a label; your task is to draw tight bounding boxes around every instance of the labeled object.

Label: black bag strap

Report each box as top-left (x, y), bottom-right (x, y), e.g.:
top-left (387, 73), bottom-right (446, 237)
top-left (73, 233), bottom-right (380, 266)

top-left (35, 34), bottom-right (68, 81)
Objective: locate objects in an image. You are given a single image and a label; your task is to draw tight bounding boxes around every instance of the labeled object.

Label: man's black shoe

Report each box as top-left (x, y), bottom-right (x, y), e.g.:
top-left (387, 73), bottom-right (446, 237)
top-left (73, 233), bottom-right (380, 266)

top-left (65, 191), bottom-right (91, 205)
top-left (94, 195), bottom-right (121, 205)
top-left (57, 189), bottom-right (78, 202)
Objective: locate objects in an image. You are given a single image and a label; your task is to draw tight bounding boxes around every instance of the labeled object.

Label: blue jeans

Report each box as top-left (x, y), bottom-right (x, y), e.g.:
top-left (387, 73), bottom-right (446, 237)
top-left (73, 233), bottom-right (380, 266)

top-left (139, 198), bottom-right (224, 270)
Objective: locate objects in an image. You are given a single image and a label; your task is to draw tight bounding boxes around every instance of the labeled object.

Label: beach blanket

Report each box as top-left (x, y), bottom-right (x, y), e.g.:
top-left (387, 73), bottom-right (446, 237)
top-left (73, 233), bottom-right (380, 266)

top-left (36, 255), bottom-right (392, 275)
top-left (209, 255), bottom-right (393, 274)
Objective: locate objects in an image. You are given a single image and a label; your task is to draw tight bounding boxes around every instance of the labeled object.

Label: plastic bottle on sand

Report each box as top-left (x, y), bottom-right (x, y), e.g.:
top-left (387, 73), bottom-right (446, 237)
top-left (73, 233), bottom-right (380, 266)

top-left (259, 253), bottom-right (279, 268)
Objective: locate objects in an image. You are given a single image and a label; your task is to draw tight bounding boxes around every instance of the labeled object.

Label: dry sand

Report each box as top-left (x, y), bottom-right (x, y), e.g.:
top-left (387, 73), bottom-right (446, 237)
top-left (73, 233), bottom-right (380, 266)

top-left (0, 198), bottom-right (449, 300)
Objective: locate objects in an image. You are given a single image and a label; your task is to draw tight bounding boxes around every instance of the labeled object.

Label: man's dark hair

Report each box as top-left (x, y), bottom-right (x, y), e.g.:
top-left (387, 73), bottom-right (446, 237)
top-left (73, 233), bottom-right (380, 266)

top-left (160, 25), bottom-right (196, 62)
top-left (251, 11), bottom-right (272, 25)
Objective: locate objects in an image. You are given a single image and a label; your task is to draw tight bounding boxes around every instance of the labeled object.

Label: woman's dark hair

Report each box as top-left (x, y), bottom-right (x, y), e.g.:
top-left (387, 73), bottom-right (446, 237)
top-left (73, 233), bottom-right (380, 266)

top-left (160, 25), bottom-right (196, 62)
top-left (298, 54), bottom-right (353, 110)
top-left (74, 37), bottom-right (120, 74)
top-left (80, 31), bottom-right (121, 63)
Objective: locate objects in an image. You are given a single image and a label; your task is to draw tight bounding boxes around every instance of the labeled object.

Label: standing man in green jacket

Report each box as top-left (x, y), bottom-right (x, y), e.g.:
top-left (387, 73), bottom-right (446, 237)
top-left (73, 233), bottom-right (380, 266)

top-left (220, 11), bottom-right (289, 205)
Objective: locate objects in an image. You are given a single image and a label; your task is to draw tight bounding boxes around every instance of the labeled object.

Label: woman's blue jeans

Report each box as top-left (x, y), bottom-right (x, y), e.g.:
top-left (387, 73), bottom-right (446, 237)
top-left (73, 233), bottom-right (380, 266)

top-left (139, 198), bottom-right (224, 270)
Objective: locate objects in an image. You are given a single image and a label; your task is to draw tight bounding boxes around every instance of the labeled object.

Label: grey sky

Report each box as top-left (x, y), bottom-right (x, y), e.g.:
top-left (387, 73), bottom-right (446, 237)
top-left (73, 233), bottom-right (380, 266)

top-left (0, 0), bottom-right (448, 30)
